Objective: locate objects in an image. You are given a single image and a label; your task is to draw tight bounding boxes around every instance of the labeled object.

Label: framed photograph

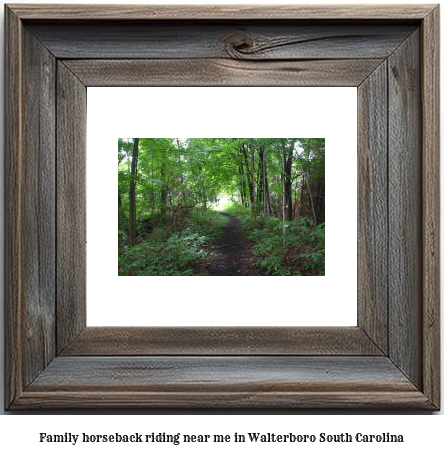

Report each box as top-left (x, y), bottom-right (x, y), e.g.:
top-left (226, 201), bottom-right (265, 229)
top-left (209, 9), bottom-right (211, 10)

top-left (5, 4), bottom-right (440, 409)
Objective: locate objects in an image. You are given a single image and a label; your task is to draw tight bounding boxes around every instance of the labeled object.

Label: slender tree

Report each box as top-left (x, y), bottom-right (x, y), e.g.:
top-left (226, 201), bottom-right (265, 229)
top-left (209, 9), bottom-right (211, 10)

top-left (128, 138), bottom-right (139, 248)
top-left (160, 162), bottom-right (167, 222)
top-left (295, 147), bottom-right (317, 226)
top-left (251, 138), bottom-right (257, 227)
top-left (260, 140), bottom-right (267, 224)
top-left (281, 140), bottom-right (286, 252)
top-left (241, 142), bottom-right (254, 206)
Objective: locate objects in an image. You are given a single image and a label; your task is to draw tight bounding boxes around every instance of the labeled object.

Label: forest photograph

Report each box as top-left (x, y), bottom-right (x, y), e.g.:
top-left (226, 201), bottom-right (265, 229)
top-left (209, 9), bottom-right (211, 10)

top-left (118, 138), bottom-right (325, 277)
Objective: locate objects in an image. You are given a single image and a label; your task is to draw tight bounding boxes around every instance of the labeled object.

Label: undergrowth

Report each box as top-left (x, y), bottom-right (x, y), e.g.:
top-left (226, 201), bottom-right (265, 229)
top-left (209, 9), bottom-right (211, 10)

top-left (118, 208), bottom-right (228, 276)
top-left (223, 201), bottom-right (325, 276)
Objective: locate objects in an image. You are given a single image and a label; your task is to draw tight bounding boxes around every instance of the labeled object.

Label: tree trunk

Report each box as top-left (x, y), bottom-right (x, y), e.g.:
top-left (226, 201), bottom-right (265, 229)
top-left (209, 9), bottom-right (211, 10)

top-left (241, 143), bottom-right (254, 206)
top-left (251, 138), bottom-right (257, 227)
top-left (284, 140), bottom-right (295, 222)
top-left (202, 179), bottom-right (207, 210)
top-left (264, 172), bottom-right (272, 216)
top-left (151, 147), bottom-right (155, 218)
top-left (128, 138), bottom-right (139, 248)
top-left (239, 162), bottom-right (247, 206)
top-left (315, 177), bottom-right (325, 225)
top-left (256, 164), bottom-right (262, 205)
top-left (275, 174), bottom-right (282, 219)
top-left (301, 179), bottom-right (306, 218)
top-left (281, 141), bottom-right (286, 254)
top-left (118, 193), bottom-right (124, 233)
top-left (160, 163), bottom-right (168, 223)
top-left (259, 140), bottom-right (267, 223)
top-left (296, 153), bottom-right (317, 226)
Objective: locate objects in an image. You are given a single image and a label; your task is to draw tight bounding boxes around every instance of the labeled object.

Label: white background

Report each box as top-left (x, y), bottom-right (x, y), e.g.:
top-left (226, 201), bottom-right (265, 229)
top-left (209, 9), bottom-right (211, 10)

top-left (0, 0), bottom-right (442, 448)
top-left (87, 87), bottom-right (357, 326)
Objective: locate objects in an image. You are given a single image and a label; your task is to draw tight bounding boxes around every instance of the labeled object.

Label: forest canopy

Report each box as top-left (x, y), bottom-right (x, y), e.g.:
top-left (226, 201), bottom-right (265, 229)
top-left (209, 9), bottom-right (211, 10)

top-left (118, 138), bottom-right (325, 276)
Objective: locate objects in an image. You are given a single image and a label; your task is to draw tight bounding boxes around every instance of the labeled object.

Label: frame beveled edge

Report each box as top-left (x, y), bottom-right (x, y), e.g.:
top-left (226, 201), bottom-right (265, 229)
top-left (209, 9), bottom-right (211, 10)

top-left (4, 4), bottom-right (440, 410)
top-left (54, 59), bottom-right (385, 354)
top-left (421, 5), bottom-right (440, 407)
top-left (4, 3), bottom-right (438, 20)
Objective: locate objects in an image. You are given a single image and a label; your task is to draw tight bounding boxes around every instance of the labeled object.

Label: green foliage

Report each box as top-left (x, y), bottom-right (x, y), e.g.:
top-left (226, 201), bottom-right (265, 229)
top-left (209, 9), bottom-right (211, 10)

top-left (221, 201), bottom-right (250, 217)
top-left (118, 137), bottom-right (325, 276)
top-left (118, 228), bottom-right (208, 276)
top-left (290, 219), bottom-right (325, 274)
top-left (118, 209), bottom-right (227, 276)
top-left (221, 201), bottom-right (254, 228)
top-left (219, 202), bottom-right (325, 275)
top-left (191, 208), bottom-right (228, 235)
top-left (246, 216), bottom-right (325, 276)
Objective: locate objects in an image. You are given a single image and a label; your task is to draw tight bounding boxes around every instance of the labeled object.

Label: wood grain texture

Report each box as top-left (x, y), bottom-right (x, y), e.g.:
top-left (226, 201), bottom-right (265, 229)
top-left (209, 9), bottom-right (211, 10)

top-left (21, 28), bottom-right (57, 386)
top-left (4, 4), bottom-right (24, 411)
top-left (7, 4), bottom-right (435, 20)
top-left (388, 30), bottom-right (422, 389)
top-left (61, 327), bottom-right (382, 356)
top-left (15, 390), bottom-right (434, 410)
top-left (14, 356), bottom-right (432, 409)
top-left (27, 22), bottom-right (416, 60)
top-left (28, 356), bottom-right (418, 390)
top-left (357, 62), bottom-right (388, 354)
top-left (5, 9), bottom-right (58, 409)
top-left (421, 5), bottom-right (440, 409)
top-left (63, 59), bottom-right (383, 87)
top-left (4, 4), bottom-right (440, 410)
top-left (56, 62), bottom-right (87, 353)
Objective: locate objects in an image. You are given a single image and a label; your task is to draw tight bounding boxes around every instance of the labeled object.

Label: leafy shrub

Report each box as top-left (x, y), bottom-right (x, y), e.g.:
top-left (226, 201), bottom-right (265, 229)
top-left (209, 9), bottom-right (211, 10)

top-left (118, 209), bottom-right (228, 276)
top-left (245, 216), bottom-right (325, 276)
top-left (119, 228), bottom-right (209, 275)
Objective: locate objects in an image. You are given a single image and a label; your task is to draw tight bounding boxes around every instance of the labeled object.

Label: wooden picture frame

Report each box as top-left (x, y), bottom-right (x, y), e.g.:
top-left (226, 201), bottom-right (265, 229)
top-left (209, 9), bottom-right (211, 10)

top-left (5, 4), bottom-right (440, 409)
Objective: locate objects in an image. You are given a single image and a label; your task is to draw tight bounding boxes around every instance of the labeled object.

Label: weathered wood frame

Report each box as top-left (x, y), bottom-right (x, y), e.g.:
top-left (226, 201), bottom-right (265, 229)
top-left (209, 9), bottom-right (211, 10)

top-left (4, 4), bottom-right (440, 409)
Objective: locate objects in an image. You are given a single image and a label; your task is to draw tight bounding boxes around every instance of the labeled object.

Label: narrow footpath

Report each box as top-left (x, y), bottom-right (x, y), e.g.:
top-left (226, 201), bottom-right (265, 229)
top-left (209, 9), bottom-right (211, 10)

top-left (203, 212), bottom-right (266, 276)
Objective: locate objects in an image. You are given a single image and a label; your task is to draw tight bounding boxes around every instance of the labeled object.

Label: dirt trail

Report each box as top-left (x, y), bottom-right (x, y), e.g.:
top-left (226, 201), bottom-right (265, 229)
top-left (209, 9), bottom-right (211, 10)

top-left (204, 212), bottom-right (266, 276)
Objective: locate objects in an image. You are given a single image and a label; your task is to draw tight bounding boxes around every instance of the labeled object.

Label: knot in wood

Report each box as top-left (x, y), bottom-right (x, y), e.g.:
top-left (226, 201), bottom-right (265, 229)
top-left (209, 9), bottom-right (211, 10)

top-left (224, 34), bottom-right (255, 59)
